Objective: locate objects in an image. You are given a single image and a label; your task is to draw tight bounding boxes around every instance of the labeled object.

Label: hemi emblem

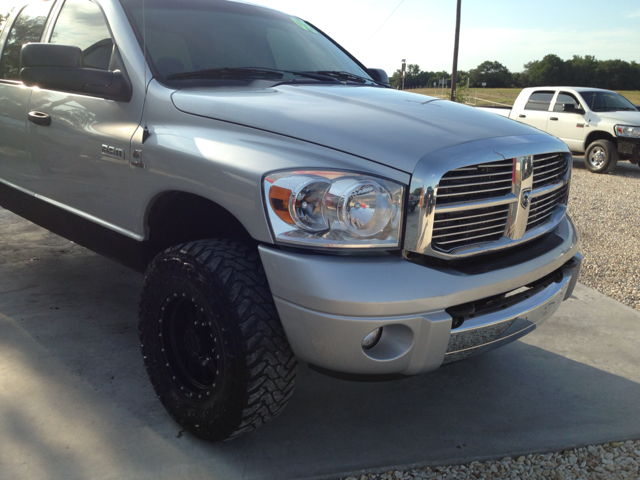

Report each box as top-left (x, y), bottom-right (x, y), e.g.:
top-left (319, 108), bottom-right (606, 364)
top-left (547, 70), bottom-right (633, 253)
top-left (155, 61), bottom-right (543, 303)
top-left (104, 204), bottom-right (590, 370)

top-left (101, 144), bottom-right (125, 160)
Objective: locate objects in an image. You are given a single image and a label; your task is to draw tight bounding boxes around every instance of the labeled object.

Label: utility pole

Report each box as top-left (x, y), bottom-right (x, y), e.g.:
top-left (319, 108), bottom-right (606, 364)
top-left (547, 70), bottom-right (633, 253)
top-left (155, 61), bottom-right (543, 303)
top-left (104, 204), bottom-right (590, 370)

top-left (450, 0), bottom-right (461, 102)
top-left (401, 59), bottom-right (406, 90)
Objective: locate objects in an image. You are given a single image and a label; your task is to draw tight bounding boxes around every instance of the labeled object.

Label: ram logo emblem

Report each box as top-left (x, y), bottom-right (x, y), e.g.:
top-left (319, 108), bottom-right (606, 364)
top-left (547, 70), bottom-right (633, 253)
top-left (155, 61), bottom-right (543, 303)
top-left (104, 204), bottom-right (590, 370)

top-left (101, 144), bottom-right (125, 160)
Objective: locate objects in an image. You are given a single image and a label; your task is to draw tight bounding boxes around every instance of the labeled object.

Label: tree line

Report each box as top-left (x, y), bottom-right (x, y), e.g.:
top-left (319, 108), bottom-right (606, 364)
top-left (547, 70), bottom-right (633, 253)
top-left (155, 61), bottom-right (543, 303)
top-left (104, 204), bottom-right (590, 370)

top-left (390, 55), bottom-right (640, 91)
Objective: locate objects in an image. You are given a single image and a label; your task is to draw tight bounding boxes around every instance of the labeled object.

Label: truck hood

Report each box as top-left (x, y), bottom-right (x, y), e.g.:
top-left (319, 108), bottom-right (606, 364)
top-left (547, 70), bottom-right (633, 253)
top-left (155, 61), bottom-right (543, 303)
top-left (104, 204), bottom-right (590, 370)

top-left (595, 111), bottom-right (640, 125)
top-left (171, 85), bottom-right (537, 173)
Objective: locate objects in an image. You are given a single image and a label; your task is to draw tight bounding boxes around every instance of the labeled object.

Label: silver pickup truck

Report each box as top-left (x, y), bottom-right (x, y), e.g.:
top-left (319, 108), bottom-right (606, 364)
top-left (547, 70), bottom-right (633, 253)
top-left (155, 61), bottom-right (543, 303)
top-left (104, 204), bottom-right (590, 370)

top-left (0, 0), bottom-right (581, 442)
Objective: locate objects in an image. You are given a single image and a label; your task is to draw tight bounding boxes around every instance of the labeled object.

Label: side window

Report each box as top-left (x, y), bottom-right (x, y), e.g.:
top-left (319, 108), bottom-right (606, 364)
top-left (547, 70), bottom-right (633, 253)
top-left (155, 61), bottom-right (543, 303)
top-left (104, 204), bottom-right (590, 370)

top-left (553, 93), bottom-right (581, 112)
top-left (0, 2), bottom-right (53, 81)
top-left (524, 91), bottom-right (555, 112)
top-left (50, 0), bottom-right (113, 70)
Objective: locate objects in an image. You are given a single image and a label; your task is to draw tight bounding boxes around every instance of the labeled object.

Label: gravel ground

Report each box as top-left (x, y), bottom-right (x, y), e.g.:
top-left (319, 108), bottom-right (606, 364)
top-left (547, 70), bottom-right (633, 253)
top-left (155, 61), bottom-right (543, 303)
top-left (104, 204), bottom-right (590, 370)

top-left (342, 440), bottom-right (640, 480)
top-left (335, 157), bottom-right (640, 480)
top-left (569, 158), bottom-right (640, 311)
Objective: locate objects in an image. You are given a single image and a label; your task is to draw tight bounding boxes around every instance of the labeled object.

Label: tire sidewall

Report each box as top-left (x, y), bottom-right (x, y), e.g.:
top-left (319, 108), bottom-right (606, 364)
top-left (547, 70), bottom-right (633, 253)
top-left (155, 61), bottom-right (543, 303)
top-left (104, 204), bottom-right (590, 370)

top-left (585, 140), bottom-right (617, 173)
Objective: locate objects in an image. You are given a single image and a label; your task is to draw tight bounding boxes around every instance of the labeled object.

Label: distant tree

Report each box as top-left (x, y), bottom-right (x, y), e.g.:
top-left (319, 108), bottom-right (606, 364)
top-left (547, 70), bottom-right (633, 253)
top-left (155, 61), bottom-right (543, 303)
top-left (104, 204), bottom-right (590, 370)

top-left (565, 55), bottom-right (598, 87)
top-left (0, 12), bottom-right (8, 32)
top-left (594, 59), bottom-right (638, 90)
top-left (388, 55), bottom-right (640, 93)
top-left (468, 61), bottom-right (512, 88)
top-left (525, 54), bottom-right (565, 86)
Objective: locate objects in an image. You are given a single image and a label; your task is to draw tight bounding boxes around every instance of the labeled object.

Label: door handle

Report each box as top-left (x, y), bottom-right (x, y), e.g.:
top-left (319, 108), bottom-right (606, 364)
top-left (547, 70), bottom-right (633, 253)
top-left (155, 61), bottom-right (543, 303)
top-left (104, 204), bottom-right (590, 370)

top-left (550, 117), bottom-right (558, 121)
top-left (518, 114), bottom-right (526, 118)
top-left (28, 111), bottom-right (51, 127)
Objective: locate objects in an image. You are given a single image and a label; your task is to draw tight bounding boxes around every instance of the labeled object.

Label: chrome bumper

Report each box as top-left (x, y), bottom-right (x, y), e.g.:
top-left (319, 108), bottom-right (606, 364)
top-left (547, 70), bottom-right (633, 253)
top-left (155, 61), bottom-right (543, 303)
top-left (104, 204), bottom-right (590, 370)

top-left (259, 216), bottom-right (581, 376)
top-left (443, 261), bottom-right (578, 364)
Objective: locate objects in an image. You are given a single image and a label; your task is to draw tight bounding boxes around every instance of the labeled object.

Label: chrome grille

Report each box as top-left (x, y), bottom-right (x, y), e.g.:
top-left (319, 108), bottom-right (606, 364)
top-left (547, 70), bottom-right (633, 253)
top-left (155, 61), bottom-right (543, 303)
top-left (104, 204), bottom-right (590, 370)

top-left (532, 153), bottom-right (568, 190)
top-left (432, 205), bottom-right (509, 252)
top-left (405, 142), bottom-right (572, 259)
top-left (436, 159), bottom-right (513, 205)
top-left (527, 185), bottom-right (569, 231)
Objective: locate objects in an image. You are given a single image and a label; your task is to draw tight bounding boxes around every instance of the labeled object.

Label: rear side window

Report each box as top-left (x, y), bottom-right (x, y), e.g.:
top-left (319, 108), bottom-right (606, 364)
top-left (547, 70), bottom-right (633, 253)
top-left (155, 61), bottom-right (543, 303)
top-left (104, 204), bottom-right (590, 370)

top-left (50, 0), bottom-right (113, 70)
top-left (524, 91), bottom-right (555, 112)
top-left (0, 2), bottom-right (53, 81)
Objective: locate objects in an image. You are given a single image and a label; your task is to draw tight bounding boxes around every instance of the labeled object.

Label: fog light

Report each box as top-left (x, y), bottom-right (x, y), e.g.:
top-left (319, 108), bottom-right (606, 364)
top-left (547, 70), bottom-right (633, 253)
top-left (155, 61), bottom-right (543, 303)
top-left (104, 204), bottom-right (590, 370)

top-left (362, 327), bottom-right (383, 350)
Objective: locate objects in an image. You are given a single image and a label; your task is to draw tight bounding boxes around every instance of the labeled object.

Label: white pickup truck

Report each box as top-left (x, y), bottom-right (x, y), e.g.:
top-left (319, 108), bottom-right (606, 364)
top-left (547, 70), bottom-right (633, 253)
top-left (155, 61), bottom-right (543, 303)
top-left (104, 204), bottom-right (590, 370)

top-left (479, 87), bottom-right (640, 173)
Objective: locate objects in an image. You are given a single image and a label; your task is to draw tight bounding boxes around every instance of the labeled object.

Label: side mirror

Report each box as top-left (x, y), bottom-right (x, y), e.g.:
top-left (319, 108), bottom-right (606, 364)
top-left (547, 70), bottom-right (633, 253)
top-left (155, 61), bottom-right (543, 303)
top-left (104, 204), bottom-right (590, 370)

top-left (366, 68), bottom-right (390, 86)
top-left (562, 103), bottom-right (585, 114)
top-left (19, 43), bottom-right (132, 102)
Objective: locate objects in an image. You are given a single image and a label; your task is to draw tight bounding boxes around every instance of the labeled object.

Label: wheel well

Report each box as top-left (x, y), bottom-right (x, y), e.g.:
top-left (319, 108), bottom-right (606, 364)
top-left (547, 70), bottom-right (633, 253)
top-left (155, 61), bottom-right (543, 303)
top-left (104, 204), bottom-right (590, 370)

top-left (585, 131), bottom-right (616, 151)
top-left (144, 192), bottom-right (253, 261)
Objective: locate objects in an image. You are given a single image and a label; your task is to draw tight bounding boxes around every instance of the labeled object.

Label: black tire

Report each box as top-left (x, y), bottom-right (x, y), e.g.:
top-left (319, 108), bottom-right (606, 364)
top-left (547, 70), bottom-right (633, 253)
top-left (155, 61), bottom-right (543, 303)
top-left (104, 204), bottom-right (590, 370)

top-left (138, 239), bottom-right (297, 442)
top-left (410, 205), bottom-right (416, 212)
top-left (585, 139), bottom-right (618, 174)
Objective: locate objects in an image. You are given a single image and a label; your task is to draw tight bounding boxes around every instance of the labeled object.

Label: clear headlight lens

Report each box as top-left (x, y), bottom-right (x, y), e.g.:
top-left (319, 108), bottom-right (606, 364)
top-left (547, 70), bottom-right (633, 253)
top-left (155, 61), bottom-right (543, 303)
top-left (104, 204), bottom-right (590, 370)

top-left (615, 125), bottom-right (640, 138)
top-left (264, 170), bottom-right (404, 249)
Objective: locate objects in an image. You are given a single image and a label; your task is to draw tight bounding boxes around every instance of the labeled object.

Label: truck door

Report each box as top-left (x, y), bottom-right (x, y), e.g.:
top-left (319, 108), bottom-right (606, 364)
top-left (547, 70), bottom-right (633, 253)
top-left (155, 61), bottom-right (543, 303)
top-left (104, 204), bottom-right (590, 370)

top-left (517, 90), bottom-right (554, 132)
top-left (26, 0), bottom-right (144, 233)
top-left (547, 92), bottom-right (588, 152)
top-left (0, 1), bottom-right (54, 188)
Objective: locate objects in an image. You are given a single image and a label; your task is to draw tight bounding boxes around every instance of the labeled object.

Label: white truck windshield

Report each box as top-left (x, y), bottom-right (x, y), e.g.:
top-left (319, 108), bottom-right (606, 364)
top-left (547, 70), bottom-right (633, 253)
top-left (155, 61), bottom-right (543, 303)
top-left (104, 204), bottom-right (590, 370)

top-left (579, 91), bottom-right (638, 112)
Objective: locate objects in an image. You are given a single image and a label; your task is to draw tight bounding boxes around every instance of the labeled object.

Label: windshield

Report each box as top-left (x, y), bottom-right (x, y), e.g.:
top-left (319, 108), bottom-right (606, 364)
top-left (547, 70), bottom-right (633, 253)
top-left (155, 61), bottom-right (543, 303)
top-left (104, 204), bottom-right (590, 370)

top-left (579, 91), bottom-right (638, 112)
top-left (119, 0), bottom-right (372, 85)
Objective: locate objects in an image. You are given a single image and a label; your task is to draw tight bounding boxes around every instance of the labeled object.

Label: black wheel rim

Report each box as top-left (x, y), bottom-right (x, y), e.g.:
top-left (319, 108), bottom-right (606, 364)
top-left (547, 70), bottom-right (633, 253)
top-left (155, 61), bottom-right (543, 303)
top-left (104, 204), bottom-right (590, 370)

top-left (160, 292), bottom-right (223, 400)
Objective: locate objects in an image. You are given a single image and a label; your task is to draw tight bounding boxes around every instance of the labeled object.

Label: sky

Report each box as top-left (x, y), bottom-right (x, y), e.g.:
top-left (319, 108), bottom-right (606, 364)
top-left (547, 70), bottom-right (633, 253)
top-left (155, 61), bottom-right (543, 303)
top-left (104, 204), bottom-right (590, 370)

top-left (3, 0), bottom-right (639, 76)
top-left (246, 0), bottom-right (640, 75)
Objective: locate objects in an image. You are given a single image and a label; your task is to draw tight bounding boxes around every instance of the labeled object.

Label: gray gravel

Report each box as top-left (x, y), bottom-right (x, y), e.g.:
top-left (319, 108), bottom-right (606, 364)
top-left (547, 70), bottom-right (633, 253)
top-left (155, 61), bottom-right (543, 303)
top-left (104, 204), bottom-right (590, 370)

top-left (569, 158), bottom-right (640, 311)
top-left (341, 440), bottom-right (640, 479)
top-left (336, 157), bottom-right (640, 480)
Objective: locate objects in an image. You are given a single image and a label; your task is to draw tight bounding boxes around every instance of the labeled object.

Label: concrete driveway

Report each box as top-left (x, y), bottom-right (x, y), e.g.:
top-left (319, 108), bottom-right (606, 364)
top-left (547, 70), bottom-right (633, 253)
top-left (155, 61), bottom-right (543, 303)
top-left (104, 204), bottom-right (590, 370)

top-left (1, 207), bottom-right (639, 480)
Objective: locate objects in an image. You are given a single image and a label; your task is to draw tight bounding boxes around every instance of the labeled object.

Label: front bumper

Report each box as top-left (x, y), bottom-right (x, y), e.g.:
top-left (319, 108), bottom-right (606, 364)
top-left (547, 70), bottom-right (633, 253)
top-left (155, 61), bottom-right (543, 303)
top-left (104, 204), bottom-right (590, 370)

top-left (259, 215), bottom-right (581, 375)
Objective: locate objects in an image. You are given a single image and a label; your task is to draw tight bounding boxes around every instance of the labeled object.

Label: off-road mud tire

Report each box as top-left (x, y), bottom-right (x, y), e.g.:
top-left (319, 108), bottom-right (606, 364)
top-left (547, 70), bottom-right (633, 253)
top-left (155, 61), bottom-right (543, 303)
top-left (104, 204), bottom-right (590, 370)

top-left (138, 239), bottom-right (297, 441)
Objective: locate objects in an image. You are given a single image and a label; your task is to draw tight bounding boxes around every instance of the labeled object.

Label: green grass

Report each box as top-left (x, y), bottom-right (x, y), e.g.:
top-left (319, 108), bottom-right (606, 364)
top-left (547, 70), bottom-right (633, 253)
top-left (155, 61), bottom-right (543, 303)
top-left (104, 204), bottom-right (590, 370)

top-left (406, 87), bottom-right (640, 107)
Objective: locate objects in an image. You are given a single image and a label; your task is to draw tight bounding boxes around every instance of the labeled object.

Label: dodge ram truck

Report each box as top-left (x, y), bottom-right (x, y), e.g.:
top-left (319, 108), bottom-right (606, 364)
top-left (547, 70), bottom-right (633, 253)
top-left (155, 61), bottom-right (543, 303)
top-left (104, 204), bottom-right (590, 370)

top-left (0, 0), bottom-right (582, 441)
top-left (479, 86), bottom-right (640, 173)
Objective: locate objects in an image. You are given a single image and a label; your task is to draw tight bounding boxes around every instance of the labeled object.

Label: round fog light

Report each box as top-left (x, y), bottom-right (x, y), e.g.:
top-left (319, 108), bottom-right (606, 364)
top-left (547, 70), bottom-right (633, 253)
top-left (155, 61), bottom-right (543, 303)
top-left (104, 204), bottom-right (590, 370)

top-left (362, 327), bottom-right (383, 350)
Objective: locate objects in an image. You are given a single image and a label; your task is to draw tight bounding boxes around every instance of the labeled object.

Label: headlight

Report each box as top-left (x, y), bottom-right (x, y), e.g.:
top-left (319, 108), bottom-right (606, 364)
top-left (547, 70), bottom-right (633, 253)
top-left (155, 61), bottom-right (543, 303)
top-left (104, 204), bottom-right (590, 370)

top-left (264, 170), bottom-right (404, 249)
top-left (615, 125), bottom-right (640, 138)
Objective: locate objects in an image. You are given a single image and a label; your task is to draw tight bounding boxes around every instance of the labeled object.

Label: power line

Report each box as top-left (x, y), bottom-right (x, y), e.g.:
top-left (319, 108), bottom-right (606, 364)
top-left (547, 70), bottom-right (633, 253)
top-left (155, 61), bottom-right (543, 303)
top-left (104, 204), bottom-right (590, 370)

top-left (356, 0), bottom-right (407, 55)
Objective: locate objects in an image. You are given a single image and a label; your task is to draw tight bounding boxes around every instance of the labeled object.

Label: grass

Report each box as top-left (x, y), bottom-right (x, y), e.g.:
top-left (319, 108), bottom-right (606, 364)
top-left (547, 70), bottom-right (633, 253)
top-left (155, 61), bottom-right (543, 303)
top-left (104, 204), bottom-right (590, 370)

top-left (406, 87), bottom-right (640, 107)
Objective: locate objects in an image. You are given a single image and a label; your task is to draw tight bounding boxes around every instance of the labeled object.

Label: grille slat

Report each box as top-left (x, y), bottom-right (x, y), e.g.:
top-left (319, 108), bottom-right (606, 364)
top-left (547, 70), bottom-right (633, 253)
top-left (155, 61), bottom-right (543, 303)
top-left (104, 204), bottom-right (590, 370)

top-left (436, 228), bottom-right (507, 246)
top-left (529, 194), bottom-right (560, 213)
top-left (434, 214), bottom-right (507, 231)
top-left (436, 159), bottom-right (514, 206)
top-left (532, 153), bottom-right (568, 190)
top-left (434, 218), bottom-right (509, 237)
top-left (432, 204), bottom-right (509, 252)
top-left (437, 185), bottom-right (512, 199)
top-left (442, 171), bottom-right (512, 181)
top-left (526, 185), bottom-right (568, 231)
top-left (433, 210), bottom-right (507, 224)
top-left (528, 203), bottom-right (557, 220)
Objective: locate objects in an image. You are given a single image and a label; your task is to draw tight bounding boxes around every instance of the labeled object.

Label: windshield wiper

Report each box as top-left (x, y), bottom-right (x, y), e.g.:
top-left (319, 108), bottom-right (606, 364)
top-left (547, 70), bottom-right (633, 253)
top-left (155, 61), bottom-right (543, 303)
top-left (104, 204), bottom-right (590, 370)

top-left (166, 67), bottom-right (285, 81)
top-left (166, 67), bottom-right (341, 83)
top-left (313, 70), bottom-right (383, 86)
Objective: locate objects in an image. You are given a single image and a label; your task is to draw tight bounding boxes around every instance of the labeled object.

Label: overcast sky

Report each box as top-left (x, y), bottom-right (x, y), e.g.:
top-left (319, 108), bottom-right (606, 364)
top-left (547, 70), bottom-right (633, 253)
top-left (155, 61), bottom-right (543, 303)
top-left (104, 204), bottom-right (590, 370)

top-left (3, 0), bottom-right (639, 75)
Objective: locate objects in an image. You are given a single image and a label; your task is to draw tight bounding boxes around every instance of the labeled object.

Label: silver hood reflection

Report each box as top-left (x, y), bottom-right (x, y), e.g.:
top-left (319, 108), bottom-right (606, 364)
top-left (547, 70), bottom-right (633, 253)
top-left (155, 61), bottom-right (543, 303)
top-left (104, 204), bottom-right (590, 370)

top-left (171, 85), bottom-right (539, 173)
